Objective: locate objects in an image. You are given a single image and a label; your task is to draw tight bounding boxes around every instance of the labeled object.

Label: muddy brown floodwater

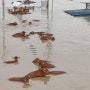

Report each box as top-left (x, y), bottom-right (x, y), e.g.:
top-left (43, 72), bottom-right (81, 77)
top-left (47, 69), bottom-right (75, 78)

top-left (0, 0), bottom-right (90, 90)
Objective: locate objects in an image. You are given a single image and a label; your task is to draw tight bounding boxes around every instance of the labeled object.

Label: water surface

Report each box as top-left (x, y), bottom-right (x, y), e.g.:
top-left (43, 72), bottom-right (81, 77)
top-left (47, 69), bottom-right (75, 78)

top-left (0, 0), bottom-right (90, 90)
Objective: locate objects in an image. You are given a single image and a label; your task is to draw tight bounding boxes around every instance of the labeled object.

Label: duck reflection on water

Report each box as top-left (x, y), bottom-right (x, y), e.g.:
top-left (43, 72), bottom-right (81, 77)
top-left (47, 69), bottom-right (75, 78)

top-left (31, 76), bottom-right (51, 84)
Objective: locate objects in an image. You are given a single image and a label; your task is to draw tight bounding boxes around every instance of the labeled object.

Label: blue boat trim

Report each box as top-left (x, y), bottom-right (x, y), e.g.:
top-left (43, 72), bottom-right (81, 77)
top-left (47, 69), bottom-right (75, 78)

top-left (64, 9), bottom-right (90, 16)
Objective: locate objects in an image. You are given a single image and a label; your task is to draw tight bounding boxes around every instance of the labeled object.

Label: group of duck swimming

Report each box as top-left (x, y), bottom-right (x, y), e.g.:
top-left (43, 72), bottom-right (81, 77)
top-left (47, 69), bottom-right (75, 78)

top-left (11, 30), bottom-right (55, 41)
top-left (8, 6), bottom-right (34, 15)
top-left (6, 6), bottom-right (63, 85)
top-left (3, 56), bottom-right (66, 85)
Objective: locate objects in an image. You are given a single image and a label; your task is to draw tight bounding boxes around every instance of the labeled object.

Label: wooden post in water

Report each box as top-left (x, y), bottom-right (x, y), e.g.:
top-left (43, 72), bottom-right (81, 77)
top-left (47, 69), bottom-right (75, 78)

top-left (47, 0), bottom-right (49, 18)
top-left (2, 0), bottom-right (5, 19)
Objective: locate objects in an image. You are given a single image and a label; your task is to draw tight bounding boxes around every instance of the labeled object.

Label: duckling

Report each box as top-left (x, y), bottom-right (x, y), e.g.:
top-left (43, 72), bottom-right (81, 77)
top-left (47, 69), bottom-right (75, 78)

top-left (8, 76), bottom-right (30, 84)
top-left (7, 22), bottom-right (18, 26)
top-left (3, 56), bottom-right (20, 64)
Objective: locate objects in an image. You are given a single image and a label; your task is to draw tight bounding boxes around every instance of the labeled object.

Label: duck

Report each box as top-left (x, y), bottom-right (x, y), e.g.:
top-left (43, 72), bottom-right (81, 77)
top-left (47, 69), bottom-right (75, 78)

top-left (12, 31), bottom-right (26, 37)
top-left (29, 31), bottom-right (36, 35)
top-left (38, 62), bottom-right (56, 68)
top-left (3, 56), bottom-right (20, 64)
top-left (25, 68), bottom-right (66, 79)
top-left (32, 58), bottom-right (50, 64)
top-left (24, 68), bottom-right (49, 79)
top-left (40, 35), bottom-right (49, 41)
top-left (36, 32), bottom-right (45, 36)
top-left (40, 68), bottom-right (66, 75)
top-left (32, 58), bottom-right (55, 68)
top-left (49, 36), bottom-right (55, 41)
top-left (21, 20), bottom-right (27, 23)
top-left (8, 76), bottom-right (30, 84)
top-left (7, 22), bottom-right (18, 26)
top-left (39, 33), bottom-right (53, 36)
top-left (28, 22), bottom-right (32, 25)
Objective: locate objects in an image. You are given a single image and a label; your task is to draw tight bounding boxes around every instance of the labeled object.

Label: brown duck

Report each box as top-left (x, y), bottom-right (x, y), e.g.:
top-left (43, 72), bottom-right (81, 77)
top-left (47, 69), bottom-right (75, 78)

top-left (8, 68), bottom-right (66, 84)
top-left (32, 58), bottom-right (50, 64)
top-left (32, 58), bottom-right (55, 68)
top-left (39, 68), bottom-right (66, 75)
top-left (3, 56), bottom-right (19, 64)
top-left (12, 31), bottom-right (26, 37)
top-left (38, 62), bottom-right (56, 68)
top-left (25, 68), bottom-right (66, 79)
top-left (7, 22), bottom-right (18, 26)
top-left (8, 76), bottom-right (29, 84)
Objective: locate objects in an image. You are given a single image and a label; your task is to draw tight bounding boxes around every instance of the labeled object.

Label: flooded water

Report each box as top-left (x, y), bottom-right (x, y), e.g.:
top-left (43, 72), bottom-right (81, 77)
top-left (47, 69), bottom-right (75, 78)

top-left (0, 0), bottom-right (90, 90)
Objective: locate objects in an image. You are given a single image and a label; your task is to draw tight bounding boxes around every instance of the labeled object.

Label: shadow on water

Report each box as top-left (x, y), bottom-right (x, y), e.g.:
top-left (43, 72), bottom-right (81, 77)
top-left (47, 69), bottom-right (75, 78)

top-left (22, 76), bottom-right (51, 88)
